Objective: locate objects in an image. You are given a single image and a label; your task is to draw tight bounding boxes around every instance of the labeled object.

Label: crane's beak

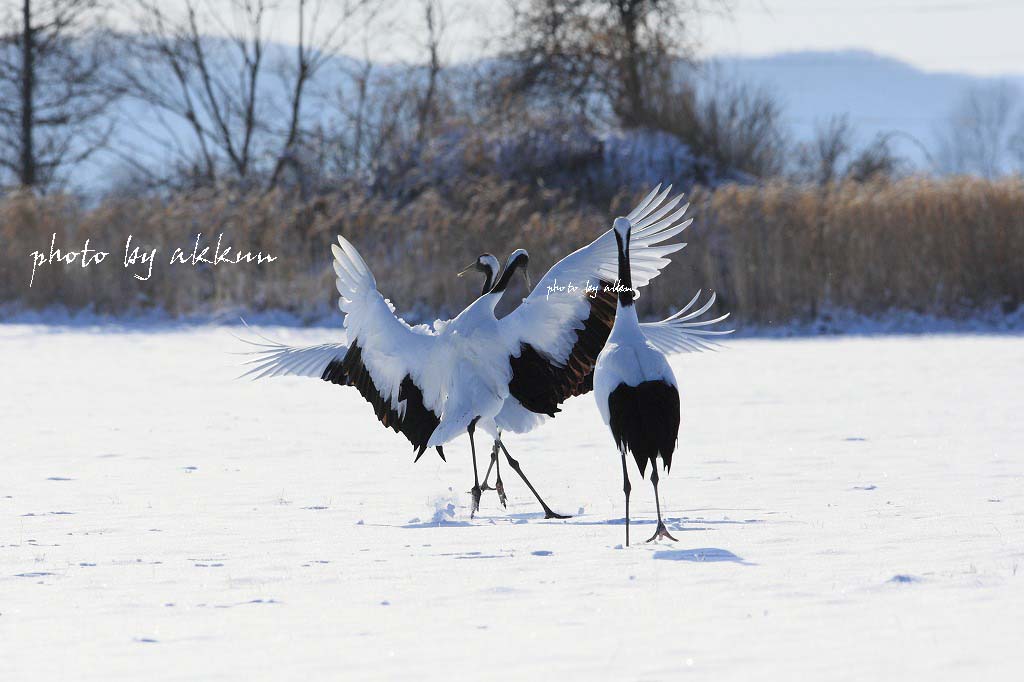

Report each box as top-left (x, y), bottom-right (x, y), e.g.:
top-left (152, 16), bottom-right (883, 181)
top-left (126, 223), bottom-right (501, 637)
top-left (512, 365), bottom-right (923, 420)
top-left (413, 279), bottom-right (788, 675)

top-left (457, 262), bottom-right (476, 278)
top-left (523, 268), bottom-right (532, 293)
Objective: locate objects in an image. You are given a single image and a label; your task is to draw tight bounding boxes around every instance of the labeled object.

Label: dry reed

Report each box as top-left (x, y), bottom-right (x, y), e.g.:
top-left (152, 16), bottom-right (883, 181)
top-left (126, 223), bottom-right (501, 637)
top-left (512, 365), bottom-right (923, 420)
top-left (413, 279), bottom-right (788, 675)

top-left (1, 177), bottom-right (1021, 325)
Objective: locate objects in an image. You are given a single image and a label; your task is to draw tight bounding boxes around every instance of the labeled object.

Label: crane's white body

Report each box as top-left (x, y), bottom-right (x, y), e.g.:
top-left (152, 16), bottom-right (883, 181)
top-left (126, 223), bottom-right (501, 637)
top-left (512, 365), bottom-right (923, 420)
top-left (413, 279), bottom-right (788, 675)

top-left (423, 290), bottom-right (509, 446)
top-left (594, 304), bottom-right (679, 427)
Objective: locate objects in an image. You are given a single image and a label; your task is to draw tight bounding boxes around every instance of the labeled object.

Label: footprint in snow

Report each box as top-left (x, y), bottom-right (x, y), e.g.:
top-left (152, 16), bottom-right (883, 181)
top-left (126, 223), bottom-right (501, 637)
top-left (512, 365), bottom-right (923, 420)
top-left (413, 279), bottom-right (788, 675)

top-left (888, 574), bottom-right (919, 584)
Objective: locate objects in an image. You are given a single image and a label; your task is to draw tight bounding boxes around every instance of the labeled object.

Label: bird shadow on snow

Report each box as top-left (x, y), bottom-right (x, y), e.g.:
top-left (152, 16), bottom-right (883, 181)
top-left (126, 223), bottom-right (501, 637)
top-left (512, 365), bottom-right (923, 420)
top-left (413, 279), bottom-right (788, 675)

top-left (401, 519), bottom-right (474, 529)
top-left (647, 547), bottom-right (751, 564)
top-left (536, 515), bottom-right (762, 531)
top-left (394, 512), bottom-right (764, 531)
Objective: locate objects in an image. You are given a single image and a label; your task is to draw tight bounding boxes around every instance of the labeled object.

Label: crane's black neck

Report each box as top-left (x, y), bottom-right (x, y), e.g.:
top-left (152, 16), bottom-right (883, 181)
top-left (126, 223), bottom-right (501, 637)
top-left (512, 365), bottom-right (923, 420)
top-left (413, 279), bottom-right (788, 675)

top-left (614, 229), bottom-right (635, 307)
top-left (491, 253), bottom-right (524, 295)
top-left (480, 265), bottom-right (496, 296)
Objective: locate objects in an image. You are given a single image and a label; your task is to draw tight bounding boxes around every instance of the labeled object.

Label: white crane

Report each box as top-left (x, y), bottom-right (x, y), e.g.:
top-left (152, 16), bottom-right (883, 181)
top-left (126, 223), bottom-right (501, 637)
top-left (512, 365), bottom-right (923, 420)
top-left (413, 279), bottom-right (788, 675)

top-left (240, 241), bottom-right (536, 518)
top-left (474, 189), bottom-right (730, 515)
top-left (407, 186), bottom-right (697, 515)
top-left (239, 185), bottom-right (722, 519)
top-left (238, 253), bottom-right (501, 464)
top-left (594, 216), bottom-right (731, 546)
top-left (479, 287), bottom-right (727, 512)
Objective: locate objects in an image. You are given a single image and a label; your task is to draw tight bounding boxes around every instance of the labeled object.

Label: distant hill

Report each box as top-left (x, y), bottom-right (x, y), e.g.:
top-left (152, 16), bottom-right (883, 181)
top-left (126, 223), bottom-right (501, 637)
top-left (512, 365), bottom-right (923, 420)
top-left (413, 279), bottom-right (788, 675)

top-left (709, 49), bottom-right (1024, 166)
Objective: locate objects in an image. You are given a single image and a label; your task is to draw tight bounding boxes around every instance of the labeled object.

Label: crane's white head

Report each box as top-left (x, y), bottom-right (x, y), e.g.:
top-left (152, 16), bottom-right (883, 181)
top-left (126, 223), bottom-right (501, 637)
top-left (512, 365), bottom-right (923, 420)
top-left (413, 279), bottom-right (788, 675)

top-left (613, 217), bottom-right (632, 237)
top-left (508, 248), bottom-right (532, 292)
top-left (490, 248), bottom-right (532, 295)
top-left (479, 253), bottom-right (500, 276)
top-left (458, 253), bottom-right (500, 279)
top-left (458, 253), bottom-right (501, 295)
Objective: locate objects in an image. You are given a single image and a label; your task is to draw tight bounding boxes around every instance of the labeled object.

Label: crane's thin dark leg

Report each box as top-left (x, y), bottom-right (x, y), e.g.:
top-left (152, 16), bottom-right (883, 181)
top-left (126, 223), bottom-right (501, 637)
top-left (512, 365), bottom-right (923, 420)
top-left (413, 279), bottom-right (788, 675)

top-left (646, 463), bottom-right (677, 543)
top-left (475, 438), bottom-right (503, 507)
top-left (480, 432), bottom-right (508, 507)
top-left (493, 435), bottom-right (507, 508)
top-left (498, 440), bottom-right (569, 520)
top-left (621, 453), bottom-right (631, 547)
top-left (468, 420), bottom-right (482, 517)
top-left (479, 444), bottom-right (497, 491)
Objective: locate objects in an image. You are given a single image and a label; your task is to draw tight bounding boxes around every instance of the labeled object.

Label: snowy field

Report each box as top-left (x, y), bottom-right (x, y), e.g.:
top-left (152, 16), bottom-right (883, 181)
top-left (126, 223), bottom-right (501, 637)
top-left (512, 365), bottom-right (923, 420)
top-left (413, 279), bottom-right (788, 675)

top-left (3, 324), bottom-right (1023, 680)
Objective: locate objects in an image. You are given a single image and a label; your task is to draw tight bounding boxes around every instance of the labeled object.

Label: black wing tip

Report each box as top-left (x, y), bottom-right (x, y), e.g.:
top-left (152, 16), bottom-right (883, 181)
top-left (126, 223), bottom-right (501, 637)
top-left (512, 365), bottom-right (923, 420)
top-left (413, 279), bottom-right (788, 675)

top-left (413, 445), bottom-right (445, 463)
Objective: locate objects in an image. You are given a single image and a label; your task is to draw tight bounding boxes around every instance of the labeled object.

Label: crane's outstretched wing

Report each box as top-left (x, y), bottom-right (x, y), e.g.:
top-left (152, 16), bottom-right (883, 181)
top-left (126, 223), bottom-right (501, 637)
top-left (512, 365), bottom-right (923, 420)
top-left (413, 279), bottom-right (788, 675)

top-left (640, 291), bottom-right (734, 354)
top-left (241, 237), bottom-right (447, 458)
top-left (239, 331), bottom-right (351, 380)
top-left (326, 236), bottom-right (450, 457)
top-left (497, 186), bottom-right (692, 416)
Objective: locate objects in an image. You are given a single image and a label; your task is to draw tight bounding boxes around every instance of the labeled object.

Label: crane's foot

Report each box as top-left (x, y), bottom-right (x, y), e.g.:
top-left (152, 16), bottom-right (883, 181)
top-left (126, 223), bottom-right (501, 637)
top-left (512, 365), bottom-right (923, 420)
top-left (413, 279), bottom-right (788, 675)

top-left (470, 484), bottom-right (482, 517)
top-left (543, 507), bottom-right (571, 520)
top-left (496, 477), bottom-right (508, 508)
top-left (646, 521), bottom-right (678, 543)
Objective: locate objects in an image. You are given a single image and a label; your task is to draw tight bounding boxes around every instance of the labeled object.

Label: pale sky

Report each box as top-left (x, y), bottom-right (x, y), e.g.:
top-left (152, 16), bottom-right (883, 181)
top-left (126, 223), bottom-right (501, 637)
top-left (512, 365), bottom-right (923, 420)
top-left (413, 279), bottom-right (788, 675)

top-left (699, 0), bottom-right (1024, 76)
top-left (107, 0), bottom-right (1024, 77)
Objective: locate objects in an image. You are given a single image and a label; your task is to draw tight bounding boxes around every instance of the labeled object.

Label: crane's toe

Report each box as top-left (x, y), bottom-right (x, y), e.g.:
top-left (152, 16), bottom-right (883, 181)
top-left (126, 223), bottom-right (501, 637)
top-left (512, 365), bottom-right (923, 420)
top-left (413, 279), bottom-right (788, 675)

top-left (645, 521), bottom-right (678, 543)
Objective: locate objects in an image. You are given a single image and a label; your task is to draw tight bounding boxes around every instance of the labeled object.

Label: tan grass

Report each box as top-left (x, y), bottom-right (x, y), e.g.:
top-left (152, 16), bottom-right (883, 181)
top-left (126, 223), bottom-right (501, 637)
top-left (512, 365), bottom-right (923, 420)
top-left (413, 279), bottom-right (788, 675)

top-left (1, 177), bottom-right (1021, 324)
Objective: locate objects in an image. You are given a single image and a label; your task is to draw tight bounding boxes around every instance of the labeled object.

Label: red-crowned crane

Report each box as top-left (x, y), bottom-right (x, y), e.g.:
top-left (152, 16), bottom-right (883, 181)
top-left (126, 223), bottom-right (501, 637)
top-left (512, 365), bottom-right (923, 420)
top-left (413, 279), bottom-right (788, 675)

top-left (594, 216), bottom-right (731, 546)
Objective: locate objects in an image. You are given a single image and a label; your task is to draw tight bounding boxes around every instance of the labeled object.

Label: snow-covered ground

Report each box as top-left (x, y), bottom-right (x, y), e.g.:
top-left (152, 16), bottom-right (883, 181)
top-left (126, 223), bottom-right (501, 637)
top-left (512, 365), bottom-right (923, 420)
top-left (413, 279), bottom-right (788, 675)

top-left (3, 325), bottom-right (1023, 680)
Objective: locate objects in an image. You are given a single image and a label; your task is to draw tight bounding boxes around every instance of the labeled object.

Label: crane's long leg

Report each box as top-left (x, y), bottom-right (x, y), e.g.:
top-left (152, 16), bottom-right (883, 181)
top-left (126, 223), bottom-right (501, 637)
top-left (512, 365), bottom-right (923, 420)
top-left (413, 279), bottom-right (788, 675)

top-left (491, 432), bottom-right (507, 507)
top-left (480, 432), bottom-right (508, 508)
top-left (498, 440), bottom-right (569, 520)
top-left (621, 452), bottom-right (631, 547)
top-left (493, 441), bottom-right (507, 508)
top-left (468, 420), bottom-right (482, 518)
top-left (646, 463), bottom-right (677, 543)
top-left (480, 444), bottom-right (497, 491)
top-left (478, 434), bottom-right (507, 508)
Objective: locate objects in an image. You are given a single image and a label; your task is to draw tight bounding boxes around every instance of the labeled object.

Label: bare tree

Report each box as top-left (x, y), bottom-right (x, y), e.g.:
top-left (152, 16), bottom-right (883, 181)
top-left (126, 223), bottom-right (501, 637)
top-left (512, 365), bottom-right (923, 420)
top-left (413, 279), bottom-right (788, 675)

top-left (0, 0), bottom-right (118, 190)
top-left (934, 81), bottom-right (1020, 179)
top-left (414, 0), bottom-right (446, 145)
top-left (307, 1), bottom-right (458, 193)
top-left (489, 1), bottom-right (790, 182)
top-left (1009, 115), bottom-right (1024, 173)
top-left (792, 115), bottom-right (905, 185)
top-left (267, 0), bottom-right (379, 189)
top-left (684, 75), bottom-right (784, 180)
top-left (496, 0), bottom-right (731, 127)
top-left (793, 115), bottom-right (853, 186)
top-left (845, 134), bottom-right (903, 183)
top-left (118, 0), bottom-right (377, 191)
top-left (631, 62), bottom-right (786, 181)
top-left (114, 0), bottom-right (265, 187)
